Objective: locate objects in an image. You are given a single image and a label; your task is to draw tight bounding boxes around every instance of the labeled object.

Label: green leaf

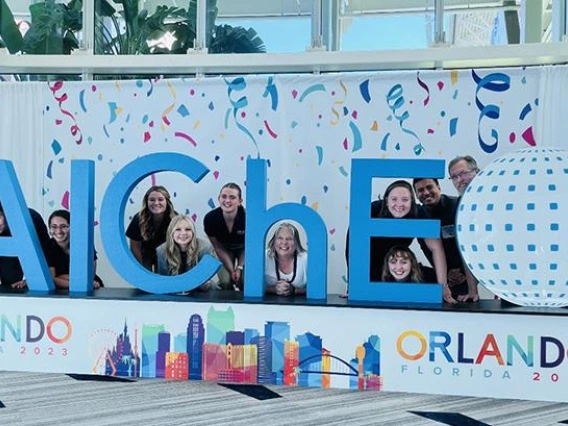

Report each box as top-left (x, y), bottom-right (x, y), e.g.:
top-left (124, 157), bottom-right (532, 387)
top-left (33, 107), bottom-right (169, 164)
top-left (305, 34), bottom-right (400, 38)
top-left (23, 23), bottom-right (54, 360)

top-left (0, 0), bottom-right (24, 53)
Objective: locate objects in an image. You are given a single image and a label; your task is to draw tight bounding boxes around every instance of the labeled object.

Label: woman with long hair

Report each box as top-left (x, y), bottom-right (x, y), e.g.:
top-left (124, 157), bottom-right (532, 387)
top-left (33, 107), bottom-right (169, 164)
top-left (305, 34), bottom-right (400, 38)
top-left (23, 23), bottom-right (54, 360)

top-left (156, 215), bottom-right (217, 291)
top-left (264, 222), bottom-right (307, 296)
top-left (381, 245), bottom-right (423, 283)
top-left (126, 185), bottom-right (176, 271)
top-left (203, 182), bottom-right (245, 290)
top-left (46, 209), bottom-right (103, 289)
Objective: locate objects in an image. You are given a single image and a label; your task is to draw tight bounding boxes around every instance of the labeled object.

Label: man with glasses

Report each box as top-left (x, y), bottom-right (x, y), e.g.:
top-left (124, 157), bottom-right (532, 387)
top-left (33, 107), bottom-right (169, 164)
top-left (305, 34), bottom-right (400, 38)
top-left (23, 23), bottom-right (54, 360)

top-left (448, 155), bottom-right (480, 195)
top-left (0, 203), bottom-right (50, 289)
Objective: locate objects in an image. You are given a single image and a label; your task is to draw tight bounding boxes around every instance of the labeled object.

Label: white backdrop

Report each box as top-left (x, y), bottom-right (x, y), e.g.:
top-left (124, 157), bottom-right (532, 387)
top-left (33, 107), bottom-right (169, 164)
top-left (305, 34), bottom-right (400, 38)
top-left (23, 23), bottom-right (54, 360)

top-left (1, 65), bottom-right (567, 292)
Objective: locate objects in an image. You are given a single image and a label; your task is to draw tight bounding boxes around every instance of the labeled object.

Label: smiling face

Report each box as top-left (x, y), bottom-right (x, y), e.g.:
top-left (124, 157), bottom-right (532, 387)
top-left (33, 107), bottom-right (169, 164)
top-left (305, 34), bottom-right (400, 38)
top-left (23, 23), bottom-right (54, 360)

top-left (414, 179), bottom-right (441, 207)
top-left (146, 191), bottom-right (167, 216)
top-left (388, 253), bottom-right (411, 282)
top-left (172, 219), bottom-right (194, 251)
top-left (387, 186), bottom-right (413, 218)
top-left (218, 187), bottom-right (242, 215)
top-left (49, 216), bottom-right (70, 247)
top-left (449, 159), bottom-right (478, 195)
top-left (274, 227), bottom-right (296, 258)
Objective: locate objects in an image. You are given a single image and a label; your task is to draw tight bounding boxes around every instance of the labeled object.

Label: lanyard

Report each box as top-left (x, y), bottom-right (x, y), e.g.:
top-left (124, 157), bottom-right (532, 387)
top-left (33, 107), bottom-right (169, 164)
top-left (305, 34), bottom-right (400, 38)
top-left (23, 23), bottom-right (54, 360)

top-left (275, 252), bottom-right (297, 284)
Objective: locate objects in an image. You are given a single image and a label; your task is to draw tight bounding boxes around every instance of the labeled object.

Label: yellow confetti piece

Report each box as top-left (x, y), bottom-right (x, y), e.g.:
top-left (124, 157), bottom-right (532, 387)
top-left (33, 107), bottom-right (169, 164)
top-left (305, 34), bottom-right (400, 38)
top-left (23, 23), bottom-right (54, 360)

top-left (451, 70), bottom-right (458, 85)
top-left (115, 107), bottom-right (123, 114)
top-left (311, 202), bottom-right (319, 211)
top-left (193, 120), bottom-right (201, 130)
top-left (370, 120), bottom-right (379, 131)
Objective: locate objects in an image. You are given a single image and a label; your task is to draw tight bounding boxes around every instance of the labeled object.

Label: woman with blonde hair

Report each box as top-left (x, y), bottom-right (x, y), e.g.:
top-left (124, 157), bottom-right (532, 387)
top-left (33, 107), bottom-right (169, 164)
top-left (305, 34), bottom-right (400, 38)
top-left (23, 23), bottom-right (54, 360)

top-left (126, 185), bottom-right (176, 271)
top-left (156, 215), bottom-right (217, 291)
top-left (264, 222), bottom-right (307, 296)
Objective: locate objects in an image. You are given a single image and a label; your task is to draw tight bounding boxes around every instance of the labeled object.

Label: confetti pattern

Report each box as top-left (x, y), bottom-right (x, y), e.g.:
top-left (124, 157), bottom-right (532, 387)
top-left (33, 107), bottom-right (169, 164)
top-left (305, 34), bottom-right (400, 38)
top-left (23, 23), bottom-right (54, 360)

top-left (39, 69), bottom-right (540, 293)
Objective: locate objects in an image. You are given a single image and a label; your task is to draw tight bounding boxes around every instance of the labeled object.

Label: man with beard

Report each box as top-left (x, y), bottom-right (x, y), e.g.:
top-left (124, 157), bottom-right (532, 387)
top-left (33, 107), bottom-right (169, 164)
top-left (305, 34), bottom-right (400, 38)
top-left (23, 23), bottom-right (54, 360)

top-left (413, 169), bottom-right (479, 302)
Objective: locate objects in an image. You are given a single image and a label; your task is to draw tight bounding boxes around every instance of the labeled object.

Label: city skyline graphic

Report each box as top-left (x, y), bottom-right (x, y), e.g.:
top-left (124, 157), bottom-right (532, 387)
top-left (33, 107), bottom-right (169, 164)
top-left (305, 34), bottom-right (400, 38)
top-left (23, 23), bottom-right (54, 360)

top-left (98, 307), bottom-right (382, 390)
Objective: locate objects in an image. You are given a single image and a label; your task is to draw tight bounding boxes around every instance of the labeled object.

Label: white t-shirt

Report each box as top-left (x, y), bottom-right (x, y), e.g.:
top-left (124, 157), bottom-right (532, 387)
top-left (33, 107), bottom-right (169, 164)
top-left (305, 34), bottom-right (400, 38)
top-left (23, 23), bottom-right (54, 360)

top-left (264, 250), bottom-right (308, 289)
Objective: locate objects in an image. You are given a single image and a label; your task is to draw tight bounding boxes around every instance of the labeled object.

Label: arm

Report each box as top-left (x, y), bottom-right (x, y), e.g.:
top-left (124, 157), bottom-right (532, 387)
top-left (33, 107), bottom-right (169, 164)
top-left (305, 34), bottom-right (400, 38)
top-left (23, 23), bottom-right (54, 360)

top-left (208, 236), bottom-right (236, 277)
top-left (424, 238), bottom-right (456, 304)
top-left (129, 239), bottom-right (143, 263)
top-left (49, 267), bottom-right (70, 289)
top-left (459, 264), bottom-right (479, 302)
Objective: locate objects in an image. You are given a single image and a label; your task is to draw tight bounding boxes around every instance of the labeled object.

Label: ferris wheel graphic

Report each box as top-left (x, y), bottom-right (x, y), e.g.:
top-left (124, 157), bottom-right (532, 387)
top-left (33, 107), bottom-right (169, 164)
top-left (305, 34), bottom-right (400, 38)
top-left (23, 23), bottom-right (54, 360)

top-left (88, 328), bottom-right (120, 375)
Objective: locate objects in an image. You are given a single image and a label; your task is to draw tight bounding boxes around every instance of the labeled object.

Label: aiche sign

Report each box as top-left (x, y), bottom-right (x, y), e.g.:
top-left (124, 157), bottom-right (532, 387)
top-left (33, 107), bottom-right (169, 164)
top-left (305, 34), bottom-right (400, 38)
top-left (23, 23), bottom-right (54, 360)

top-left (0, 154), bottom-right (444, 303)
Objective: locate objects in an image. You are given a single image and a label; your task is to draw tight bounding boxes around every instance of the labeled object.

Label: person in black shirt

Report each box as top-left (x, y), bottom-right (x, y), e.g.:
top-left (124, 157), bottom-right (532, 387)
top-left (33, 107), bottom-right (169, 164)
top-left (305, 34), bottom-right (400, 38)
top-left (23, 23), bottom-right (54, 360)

top-left (125, 185), bottom-right (176, 272)
top-left (0, 202), bottom-right (50, 289)
top-left (46, 209), bottom-right (103, 289)
top-left (413, 178), bottom-right (479, 300)
top-left (203, 183), bottom-right (245, 290)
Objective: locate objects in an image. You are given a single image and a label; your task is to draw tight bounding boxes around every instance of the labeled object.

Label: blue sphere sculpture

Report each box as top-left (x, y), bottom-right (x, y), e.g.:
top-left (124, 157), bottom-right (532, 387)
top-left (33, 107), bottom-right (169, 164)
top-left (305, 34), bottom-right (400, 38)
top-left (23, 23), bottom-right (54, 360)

top-left (456, 148), bottom-right (568, 307)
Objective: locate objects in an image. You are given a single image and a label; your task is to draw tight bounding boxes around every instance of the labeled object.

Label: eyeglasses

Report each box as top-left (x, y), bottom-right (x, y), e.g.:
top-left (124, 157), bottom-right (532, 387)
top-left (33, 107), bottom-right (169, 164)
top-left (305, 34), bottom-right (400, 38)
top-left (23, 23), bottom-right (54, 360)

top-left (449, 169), bottom-right (476, 181)
top-left (49, 225), bottom-right (69, 231)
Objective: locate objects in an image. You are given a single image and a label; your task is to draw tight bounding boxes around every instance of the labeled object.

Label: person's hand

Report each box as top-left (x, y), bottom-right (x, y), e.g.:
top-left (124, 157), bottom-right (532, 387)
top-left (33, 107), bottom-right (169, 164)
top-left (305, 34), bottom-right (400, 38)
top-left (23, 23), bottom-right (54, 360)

top-left (199, 281), bottom-right (211, 292)
top-left (11, 279), bottom-right (27, 289)
top-left (443, 285), bottom-right (457, 304)
top-left (231, 268), bottom-right (242, 283)
top-left (457, 291), bottom-right (479, 302)
top-left (448, 268), bottom-right (466, 287)
top-left (276, 280), bottom-right (292, 296)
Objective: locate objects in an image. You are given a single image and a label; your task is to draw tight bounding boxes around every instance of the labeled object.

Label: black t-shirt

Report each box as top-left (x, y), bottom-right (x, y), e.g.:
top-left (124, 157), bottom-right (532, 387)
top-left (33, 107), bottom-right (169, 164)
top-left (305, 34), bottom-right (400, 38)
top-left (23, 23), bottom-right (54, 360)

top-left (203, 206), bottom-right (245, 251)
top-left (125, 212), bottom-right (170, 270)
top-left (0, 208), bottom-right (50, 286)
top-left (45, 238), bottom-right (103, 285)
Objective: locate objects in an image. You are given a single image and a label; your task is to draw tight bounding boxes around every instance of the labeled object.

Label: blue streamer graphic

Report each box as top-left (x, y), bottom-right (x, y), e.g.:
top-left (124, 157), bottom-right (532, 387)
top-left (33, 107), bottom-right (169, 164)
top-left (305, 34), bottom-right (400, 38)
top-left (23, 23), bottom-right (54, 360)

top-left (386, 84), bottom-right (424, 155)
top-left (262, 76), bottom-right (279, 111)
top-left (299, 84), bottom-right (326, 102)
top-left (359, 79), bottom-right (371, 103)
top-left (349, 121), bottom-right (363, 152)
top-left (472, 70), bottom-right (511, 153)
top-left (225, 77), bottom-right (260, 157)
top-left (79, 89), bottom-right (87, 112)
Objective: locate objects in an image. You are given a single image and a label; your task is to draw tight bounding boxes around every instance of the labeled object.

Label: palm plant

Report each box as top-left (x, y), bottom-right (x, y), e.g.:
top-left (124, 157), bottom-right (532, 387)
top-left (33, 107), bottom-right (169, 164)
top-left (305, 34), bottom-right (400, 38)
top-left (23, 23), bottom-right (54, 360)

top-left (0, 0), bottom-right (82, 54)
top-left (95, 0), bottom-right (266, 55)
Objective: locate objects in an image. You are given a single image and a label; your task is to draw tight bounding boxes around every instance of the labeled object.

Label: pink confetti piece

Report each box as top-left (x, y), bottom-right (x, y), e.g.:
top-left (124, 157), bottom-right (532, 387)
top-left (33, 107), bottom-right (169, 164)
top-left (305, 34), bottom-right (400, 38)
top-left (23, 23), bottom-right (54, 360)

top-left (522, 127), bottom-right (536, 146)
top-left (55, 119), bottom-right (62, 125)
top-left (162, 116), bottom-right (171, 126)
top-left (174, 131), bottom-right (197, 147)
top-left (61, 191), bottom-right (70, 209)
top-left (427, 128), bottom-right (434, 134)
top-left (144, 131), bottom-right (151, 142)
top-left (291, 90), bottom-right (298, 99)
top-left (351, 111), bottom-right (358, 119)
top-left (263, 120), bottom-right (278, 138)
top-left (437, 81), bottom-right (444, 90)
top-left (329, 228), bottom-right (336, 235)
top-left (343, 138), bottom-right (348, 150)
top-left (213, 171), bottom-right (220, 180)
